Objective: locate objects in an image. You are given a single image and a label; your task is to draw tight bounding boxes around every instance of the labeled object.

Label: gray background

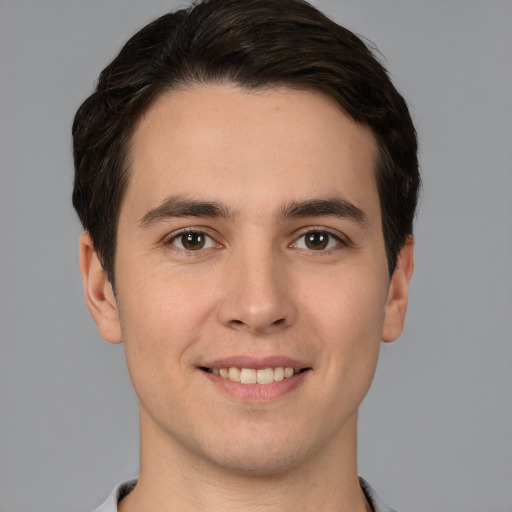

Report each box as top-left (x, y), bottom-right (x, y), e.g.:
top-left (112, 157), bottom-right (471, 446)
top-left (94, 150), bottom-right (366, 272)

top-left (1, 1), bottom-right (511, 511)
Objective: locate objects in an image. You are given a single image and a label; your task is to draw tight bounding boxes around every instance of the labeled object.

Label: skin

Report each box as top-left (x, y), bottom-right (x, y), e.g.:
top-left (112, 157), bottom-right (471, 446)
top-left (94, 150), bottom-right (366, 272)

top-left (80, 84), bottom-right (414, 512)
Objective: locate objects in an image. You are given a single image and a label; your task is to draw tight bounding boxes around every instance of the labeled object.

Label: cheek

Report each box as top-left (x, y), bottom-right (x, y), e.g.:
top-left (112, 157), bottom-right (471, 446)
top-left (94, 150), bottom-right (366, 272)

top-left (118, 262), bottom-right (209, 338)
top-left (115, 273), bottom-right (203, 395)
top-left (311, 271), bottom-right (387, 384)
top-left (310, 265), bottom-right (388, 336)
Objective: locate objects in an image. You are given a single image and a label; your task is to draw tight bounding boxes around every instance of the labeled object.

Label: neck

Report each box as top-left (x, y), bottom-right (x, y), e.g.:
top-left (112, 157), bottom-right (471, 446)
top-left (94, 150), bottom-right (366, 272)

top-left (119, 409), bottom-right (371, 512)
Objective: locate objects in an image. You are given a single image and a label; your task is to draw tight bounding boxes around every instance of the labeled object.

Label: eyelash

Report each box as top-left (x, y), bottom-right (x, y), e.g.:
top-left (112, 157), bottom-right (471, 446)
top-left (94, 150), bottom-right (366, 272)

top-left (164, 227), bottom-right (348, 253)
top-left (165, 228), bottom-right (219, 252)
top-left (290, 228), bottom-right (347, 253)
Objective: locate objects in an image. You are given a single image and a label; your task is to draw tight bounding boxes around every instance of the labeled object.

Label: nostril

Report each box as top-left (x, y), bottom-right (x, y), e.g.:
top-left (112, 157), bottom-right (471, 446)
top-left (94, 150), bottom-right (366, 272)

top-left (217, 294), bottom-right (296, 334)
top-left (227, 316), bottom-right (288, 331)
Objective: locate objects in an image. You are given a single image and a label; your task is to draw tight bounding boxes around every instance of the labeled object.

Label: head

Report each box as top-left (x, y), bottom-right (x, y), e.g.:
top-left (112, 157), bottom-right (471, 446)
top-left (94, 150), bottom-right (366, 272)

top-left (74, 0), bottom-right (419, 479)
top-left (72, 0), bottom-right (419, 287)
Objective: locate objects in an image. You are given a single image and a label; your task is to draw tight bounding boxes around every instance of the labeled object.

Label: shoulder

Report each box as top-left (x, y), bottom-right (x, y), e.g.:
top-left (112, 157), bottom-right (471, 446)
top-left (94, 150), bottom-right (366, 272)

top-left (359, 477), bottom-right (399, 512)
top-left (92, 479), bottom-right (137, 512)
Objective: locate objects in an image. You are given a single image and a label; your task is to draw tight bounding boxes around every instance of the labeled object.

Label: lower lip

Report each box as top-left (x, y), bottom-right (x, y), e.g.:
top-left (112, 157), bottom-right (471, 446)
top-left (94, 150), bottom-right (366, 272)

top-left (202, 370), bottom-right (310, 402)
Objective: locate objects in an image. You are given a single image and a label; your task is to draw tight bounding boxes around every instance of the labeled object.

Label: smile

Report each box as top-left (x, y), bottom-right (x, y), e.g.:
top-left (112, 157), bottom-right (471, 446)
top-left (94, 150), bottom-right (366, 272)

top-left (201, 366), bottom-right (308, 384)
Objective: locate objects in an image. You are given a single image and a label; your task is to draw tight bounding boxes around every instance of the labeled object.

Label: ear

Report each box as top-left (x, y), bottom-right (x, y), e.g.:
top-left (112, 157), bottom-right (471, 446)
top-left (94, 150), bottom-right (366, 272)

top-left (79, 232), bottom-right (122, 344)
top-left (381, 237), bottom-right (415, 343)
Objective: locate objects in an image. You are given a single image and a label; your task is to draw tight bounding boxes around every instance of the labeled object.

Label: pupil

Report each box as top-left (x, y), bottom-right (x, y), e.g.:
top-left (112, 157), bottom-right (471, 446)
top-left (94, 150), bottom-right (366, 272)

top-left (306, 232), bottom-right (328, 250)
top-left (182, 233), bottom-right (205, 250)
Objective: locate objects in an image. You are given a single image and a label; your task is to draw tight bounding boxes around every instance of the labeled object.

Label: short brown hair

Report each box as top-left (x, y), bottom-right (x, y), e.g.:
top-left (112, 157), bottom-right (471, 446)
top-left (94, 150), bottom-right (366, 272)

top-left (72, 0), bottom-right (420, 283)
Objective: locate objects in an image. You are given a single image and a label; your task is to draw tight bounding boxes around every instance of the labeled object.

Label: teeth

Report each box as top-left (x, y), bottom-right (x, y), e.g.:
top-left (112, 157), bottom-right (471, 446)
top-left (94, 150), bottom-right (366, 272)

top-left (211, 366), bottom-right (301, 384)
top-left (228, 367), bottom-right (241, 382)
top-left (257, 368), bottom-right (274, 384)
top-left (240, 368), bottom-right (257, 384)
top-left (274, 367), bottom-right (284, 381)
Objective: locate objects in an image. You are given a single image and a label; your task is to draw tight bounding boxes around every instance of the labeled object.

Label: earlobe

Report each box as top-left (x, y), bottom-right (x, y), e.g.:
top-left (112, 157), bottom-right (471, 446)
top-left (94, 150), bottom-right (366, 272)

top-left (79, 232), bottom-right (122, 344)
top-left (381, 237), bottom-right (415, 343)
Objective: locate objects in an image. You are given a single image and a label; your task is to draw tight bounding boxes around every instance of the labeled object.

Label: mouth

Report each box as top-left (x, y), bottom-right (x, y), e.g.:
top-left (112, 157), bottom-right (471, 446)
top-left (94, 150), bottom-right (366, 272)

top-left (199, 366), bottom-right (310, 384)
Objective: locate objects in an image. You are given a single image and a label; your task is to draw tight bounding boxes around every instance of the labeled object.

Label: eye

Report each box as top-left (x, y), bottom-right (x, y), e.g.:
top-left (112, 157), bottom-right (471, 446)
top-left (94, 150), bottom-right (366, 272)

top-left (293, 230), bottom-right (342, 251)
top-left (169, 230), bottom-right (217, 251)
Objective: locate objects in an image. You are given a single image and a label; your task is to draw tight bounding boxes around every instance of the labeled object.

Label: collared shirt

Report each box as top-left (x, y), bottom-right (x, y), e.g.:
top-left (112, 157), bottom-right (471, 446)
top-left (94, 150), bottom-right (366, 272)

top-left (92, 477), bottom-right (398, 512)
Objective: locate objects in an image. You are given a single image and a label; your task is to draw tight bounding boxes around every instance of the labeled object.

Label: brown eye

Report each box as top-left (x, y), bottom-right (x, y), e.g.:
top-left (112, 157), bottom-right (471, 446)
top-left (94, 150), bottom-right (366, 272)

top-left (181, 232), bottom-right (206, 250)
top-left (170, 231), bottom-right (215, 251)
top-left (292, 230), bottom-right (342, 251)
top-left (305, 231), bottom-right (330, 250)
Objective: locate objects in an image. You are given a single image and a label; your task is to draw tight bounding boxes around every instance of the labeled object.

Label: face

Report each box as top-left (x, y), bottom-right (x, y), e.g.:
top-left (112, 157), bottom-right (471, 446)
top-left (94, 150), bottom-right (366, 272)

top-left (82, 84), bottom-right (413, 475)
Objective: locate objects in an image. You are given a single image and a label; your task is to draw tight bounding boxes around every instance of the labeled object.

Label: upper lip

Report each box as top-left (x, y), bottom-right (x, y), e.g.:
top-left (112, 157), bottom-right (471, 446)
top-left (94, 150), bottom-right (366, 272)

top-left (200, 355), bottom-right (311, 370)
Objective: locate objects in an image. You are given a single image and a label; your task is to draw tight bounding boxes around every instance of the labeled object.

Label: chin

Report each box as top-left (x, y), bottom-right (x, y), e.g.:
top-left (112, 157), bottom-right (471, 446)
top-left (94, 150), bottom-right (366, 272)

top-left (195, 427), bottom-right (319, 477)
top-left (209, 447), bottom-right (306, 477)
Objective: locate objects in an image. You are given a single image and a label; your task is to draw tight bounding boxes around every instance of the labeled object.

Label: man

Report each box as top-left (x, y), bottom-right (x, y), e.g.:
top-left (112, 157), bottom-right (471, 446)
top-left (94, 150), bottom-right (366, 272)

top-left (73, 0), bottom-right (419, 510)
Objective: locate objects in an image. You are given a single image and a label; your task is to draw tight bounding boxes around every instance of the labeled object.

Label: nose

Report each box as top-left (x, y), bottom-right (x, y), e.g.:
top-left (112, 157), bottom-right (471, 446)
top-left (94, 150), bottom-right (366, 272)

top-left (216, 246), bottom-right (297, 335)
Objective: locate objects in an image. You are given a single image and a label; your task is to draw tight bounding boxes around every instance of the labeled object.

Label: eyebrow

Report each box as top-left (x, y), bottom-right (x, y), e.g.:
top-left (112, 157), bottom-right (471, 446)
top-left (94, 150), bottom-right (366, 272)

top-left (279, 198), bottom-right (368, 225)
top-left (139, 195), bottom-right (233, 227)
top-left (139, 195), bottom-right (367, 228)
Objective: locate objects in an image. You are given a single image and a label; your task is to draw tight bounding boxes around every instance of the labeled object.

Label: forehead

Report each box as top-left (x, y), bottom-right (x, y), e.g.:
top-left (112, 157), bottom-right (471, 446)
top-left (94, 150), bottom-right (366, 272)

top-left (124, 84), bottom-right (380, 222)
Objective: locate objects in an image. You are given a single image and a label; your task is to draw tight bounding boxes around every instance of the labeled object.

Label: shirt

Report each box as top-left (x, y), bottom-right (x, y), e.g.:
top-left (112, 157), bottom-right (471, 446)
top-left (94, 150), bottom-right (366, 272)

top-left (92, 477), bottom-right (398, 511)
